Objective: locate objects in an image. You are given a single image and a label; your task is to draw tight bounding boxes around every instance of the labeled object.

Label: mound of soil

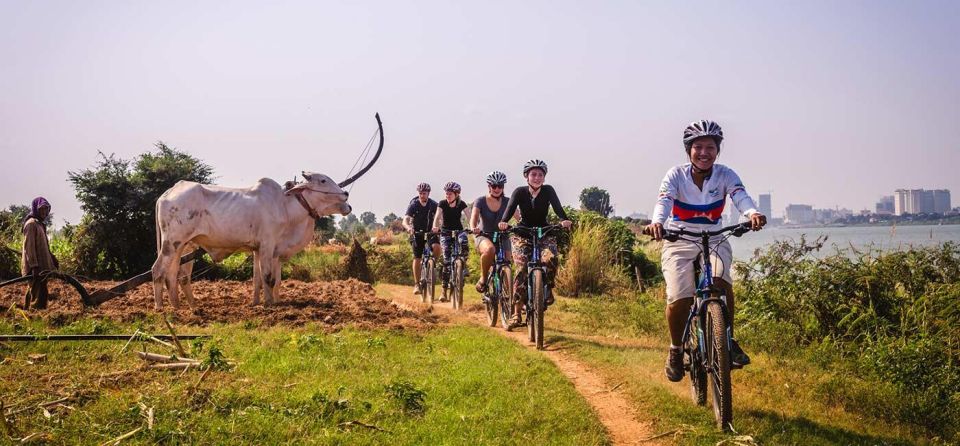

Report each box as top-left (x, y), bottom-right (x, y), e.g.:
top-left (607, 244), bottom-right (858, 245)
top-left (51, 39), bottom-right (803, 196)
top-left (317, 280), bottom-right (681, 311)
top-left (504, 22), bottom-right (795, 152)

top-left (0, 278), bottom-right (440, 329)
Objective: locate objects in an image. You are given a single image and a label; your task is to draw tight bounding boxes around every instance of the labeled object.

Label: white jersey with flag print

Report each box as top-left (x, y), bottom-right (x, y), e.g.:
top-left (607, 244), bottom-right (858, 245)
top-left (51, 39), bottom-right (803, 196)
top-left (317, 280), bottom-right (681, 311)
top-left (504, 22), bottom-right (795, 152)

top-left (651, 163), bottom-right (759, 232)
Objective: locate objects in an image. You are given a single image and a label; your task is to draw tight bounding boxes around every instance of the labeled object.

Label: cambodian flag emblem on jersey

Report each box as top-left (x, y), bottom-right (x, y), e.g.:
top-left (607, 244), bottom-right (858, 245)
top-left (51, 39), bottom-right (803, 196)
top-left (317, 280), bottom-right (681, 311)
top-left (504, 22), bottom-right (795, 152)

top-left (671, 199), bottom-right (725, 224)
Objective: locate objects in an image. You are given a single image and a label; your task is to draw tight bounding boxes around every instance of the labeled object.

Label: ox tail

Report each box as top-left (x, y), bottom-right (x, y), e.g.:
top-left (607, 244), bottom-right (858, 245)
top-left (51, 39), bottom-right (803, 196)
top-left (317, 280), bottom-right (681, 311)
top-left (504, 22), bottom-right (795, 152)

top-left (155, 200), bottom-right (162, 255)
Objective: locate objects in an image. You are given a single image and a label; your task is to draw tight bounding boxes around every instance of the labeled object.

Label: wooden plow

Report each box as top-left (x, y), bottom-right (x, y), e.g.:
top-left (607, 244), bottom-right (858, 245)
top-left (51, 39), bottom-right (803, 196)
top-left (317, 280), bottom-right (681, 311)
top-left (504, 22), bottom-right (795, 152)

top-left (0, 250), bottom-right (204, 307)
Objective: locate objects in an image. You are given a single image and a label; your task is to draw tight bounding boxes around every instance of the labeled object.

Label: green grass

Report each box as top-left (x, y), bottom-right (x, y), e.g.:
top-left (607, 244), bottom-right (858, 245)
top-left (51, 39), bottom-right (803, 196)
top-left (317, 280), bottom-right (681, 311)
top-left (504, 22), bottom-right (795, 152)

top-left (0, 319), bottom-right (607, 445)
top-left (544, 292), bottom-right (942, 445)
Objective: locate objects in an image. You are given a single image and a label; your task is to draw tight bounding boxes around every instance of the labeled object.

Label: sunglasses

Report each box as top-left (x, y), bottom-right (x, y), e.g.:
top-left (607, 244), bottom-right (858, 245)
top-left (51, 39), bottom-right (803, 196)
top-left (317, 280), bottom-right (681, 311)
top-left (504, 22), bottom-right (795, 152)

top-left (489, 184), bottom-right (504, 189)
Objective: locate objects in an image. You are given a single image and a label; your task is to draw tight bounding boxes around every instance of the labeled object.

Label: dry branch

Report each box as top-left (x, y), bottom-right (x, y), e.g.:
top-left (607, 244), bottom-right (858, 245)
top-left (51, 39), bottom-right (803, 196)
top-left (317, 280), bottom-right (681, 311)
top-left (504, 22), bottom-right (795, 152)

top-left (163, 317), bottom-right (187, 357)
top-left (136, 351), bottom-right (198, 364)
top-left (338, 420), bottom-right (390, 433)
top-left (148, 362), bottom-right (199, 371)
top-left (98, 426), bottom-right (142, 446)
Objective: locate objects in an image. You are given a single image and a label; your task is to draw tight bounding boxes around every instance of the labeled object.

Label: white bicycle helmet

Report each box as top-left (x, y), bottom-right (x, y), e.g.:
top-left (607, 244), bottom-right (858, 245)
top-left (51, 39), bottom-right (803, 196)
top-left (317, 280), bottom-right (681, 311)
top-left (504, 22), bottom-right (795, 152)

top-left (416, 182), bottom-right (431, 192)
top-left (522, 159), bottom-right (548, 175)
top-left (485, 171), bottom-right (507, 185)
top-left (683, 120), bottom-right (724, 150)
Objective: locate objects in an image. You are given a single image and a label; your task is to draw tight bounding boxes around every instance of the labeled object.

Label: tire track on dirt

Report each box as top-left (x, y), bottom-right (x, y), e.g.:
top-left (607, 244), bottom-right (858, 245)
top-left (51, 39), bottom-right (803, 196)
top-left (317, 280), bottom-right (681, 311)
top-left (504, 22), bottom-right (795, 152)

top-left (380, 284), bottom-right (660, 446)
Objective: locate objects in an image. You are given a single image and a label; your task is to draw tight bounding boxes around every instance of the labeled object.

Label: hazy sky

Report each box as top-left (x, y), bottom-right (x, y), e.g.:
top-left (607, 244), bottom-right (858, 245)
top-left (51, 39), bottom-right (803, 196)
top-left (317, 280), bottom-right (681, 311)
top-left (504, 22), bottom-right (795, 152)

top-left (2, 0), bottom-right (958, 226)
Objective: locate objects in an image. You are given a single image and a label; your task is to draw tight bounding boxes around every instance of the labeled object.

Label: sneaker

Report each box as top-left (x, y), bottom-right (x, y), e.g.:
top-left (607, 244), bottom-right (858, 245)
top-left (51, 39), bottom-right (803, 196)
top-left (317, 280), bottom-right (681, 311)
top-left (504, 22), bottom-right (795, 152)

top-left (665, 347), bottom-right (684, 382)
top-left (545, 288), bottom-right (555, 306)
top-left (413, 285), bottom-right (421, 295)
top-left (507, 315), bottom-right (525, 330)
top-left (730, 339), bottom-right (751, 367)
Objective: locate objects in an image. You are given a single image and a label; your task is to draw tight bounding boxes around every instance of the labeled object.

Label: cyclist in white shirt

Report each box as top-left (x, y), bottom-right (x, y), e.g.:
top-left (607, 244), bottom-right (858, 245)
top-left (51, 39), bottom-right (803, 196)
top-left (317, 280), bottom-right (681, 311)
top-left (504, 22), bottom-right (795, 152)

top-left (645, 120), bottom-right (766, 382)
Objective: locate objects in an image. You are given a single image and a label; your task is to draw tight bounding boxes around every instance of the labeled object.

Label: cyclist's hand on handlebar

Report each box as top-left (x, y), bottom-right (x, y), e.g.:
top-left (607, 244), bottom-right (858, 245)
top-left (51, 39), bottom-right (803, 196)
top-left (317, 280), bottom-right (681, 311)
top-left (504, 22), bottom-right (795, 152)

top-left (431, 227), bottom-right (440, 234)
top-left (406, 227), bottom-right (414, 235)
top-left (471, 227), bottom-right (481, 235)
top-left (643, 223), bottom-right (664, 241)
top-left (750, 213), bottom-right (767, 231)
top-left (498, 222), bottom-right (509, 231)
top-left (560, 220), bottom-right (573, 230)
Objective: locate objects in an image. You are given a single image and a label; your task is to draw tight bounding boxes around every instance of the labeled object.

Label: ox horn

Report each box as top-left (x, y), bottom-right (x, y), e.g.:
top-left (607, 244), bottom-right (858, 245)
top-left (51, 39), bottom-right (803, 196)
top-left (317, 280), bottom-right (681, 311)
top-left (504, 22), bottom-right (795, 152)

top-left (338, 113), bottom-right (384, 188)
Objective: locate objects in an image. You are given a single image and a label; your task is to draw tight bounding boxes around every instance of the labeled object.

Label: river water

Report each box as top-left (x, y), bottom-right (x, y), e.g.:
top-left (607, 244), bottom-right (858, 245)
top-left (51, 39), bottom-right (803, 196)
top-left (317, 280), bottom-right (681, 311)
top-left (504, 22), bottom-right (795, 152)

top-left (726, 224), bottom-right (960, 261)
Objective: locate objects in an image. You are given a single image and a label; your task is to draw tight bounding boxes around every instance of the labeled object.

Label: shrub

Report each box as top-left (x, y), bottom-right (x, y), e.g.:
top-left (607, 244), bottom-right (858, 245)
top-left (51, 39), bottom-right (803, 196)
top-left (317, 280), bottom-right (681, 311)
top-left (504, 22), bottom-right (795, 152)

top-left (369, 244), bottom-right (414, 285)
top-left (736, 239), bottom-right (960, 439)
top-left (557, 221), bottom-right (610, 296)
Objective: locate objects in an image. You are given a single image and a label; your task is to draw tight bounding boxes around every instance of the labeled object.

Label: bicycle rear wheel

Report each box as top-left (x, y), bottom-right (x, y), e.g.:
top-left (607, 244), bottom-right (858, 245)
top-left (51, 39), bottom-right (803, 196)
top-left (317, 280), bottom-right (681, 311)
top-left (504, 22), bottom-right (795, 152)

top-left (687, 319), bottom-right (707, 406)
top-left (497, 266), bottom-right (513, 329)
top-left (705, 301), bottom-right (733, 430)
top-left (530, 269), bottom-right (545, 350)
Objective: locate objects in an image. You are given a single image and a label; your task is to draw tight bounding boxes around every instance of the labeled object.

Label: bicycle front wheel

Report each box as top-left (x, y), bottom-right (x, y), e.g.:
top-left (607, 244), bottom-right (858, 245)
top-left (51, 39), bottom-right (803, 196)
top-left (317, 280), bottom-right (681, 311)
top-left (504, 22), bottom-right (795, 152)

top-left (425, 259), bottom-right (436, 305)
top-left (687, 318), bottom-right (707, 406)
top-left (705, 301), bottom-right (733, 430)
top-left (530, 269), bottom-right (545, 350)
top-left (497, 266), bottom-right (513, 329)
top-left (453, 260), bottom-right (464, 310)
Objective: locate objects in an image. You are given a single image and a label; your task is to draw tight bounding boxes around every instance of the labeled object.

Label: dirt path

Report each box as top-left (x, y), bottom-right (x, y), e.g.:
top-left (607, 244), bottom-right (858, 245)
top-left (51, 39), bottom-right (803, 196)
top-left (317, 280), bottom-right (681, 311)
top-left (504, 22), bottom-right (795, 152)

top-left (379, 284), bottom-right (660, 446)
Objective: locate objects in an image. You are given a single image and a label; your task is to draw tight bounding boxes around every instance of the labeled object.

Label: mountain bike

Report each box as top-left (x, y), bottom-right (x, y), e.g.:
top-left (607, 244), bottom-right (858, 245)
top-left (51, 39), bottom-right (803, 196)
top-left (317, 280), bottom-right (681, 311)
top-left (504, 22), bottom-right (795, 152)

top-left (509, 224), bottom-right (564, 350)
top-left (479, 231), bottom-right (513, 328)
top-left (413, 231), bottom-right (438, 304)
top-left (663, 221), bottom-right (751, 431)
top-left (438, 229), bottom-right (471, 310)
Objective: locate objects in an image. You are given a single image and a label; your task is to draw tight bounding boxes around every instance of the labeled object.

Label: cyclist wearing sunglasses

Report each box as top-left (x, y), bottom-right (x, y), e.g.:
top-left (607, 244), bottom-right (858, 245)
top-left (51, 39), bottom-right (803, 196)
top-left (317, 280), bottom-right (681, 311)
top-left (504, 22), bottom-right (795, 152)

top-left (469, 171), bottom-right (517, 293)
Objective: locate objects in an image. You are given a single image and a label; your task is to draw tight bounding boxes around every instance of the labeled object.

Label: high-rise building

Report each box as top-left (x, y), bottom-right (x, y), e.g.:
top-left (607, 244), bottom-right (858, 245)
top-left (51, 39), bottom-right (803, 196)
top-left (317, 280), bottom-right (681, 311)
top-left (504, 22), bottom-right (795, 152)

top-left (876, 196), bottom-right (895, 215)
top-left (893, 189), bottom-right (951, 215)
top-left (933, 190), bottom-right (951, 213)
top-left (758, 194), bottom-right (772, 218)
top-left (785, 204), bottom-right (815, 224)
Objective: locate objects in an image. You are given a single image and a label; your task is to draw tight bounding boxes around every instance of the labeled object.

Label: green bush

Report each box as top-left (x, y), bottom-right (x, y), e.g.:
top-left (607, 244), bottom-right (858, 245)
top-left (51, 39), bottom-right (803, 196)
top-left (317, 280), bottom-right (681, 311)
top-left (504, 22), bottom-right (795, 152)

top-left (736, 239), bottom-right (960, 440)
top-left (369, 244), bottom-right (414, 285)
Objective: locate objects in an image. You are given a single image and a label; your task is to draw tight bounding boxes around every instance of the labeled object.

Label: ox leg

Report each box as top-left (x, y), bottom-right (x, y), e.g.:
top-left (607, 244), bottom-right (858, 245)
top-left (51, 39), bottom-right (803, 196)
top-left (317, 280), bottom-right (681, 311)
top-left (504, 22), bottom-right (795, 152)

top-left (251, 252), bottom-right (262, 305)
top-left (151, 242), bottom-right (176, 311)
top-left (258, 248), bottom-right (278, 306)
top-left (268, 258), bottom-right (282, 305)
top-left (164, 245), bottom-right (186, 309)
top-left (179, 259), bottom-right (196, 308)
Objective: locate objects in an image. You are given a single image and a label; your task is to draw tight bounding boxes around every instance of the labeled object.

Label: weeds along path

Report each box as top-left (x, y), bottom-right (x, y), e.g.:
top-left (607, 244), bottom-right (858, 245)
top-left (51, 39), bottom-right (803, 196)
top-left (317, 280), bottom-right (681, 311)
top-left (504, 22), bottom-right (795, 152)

top-left (378, 284), bottom-right (659, 446)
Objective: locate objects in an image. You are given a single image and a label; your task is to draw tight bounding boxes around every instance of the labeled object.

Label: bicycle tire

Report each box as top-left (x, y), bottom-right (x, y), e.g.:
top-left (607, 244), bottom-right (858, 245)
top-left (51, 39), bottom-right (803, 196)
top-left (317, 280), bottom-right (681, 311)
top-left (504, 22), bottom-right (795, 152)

top-left (484, 272), bottom-right (498, 326)
top-left (453, 260), bottom-right (464, 310)
top-left (706, 301), bottom-right (733, 430)
top-left (531, 269), bottom-right (545, 350)
top-left (688, 321), bottom-right (707, 406)
top-left (498, 266), bottom-right (513, 329)
top-left (426, 259), bottom-right (435, 305)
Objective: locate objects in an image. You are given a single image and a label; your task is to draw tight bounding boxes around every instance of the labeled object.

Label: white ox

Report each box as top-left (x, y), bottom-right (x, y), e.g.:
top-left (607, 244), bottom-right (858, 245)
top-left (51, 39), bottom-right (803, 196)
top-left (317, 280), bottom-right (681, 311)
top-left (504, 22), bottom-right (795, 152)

top-left (151, 172), bottom-right (351, 310)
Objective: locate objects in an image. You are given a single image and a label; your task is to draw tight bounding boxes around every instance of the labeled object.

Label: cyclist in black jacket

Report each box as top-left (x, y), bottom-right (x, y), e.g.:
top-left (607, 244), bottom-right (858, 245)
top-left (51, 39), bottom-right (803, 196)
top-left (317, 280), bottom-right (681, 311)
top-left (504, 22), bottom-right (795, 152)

top-left (498, 159), bottom-right (572, 327)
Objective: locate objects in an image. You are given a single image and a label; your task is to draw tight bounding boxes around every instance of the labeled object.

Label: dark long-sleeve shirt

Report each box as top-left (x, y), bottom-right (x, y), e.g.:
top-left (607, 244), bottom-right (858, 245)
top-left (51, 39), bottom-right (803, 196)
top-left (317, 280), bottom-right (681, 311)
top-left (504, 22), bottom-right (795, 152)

top-left (501, 185), bottom-right (568, 227)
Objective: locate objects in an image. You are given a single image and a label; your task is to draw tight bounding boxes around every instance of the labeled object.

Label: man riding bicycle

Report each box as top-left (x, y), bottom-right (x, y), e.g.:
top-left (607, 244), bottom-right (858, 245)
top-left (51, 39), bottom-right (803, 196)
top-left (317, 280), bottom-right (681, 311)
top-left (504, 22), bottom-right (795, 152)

top-left (645, 120), bottom-right (766, 382)
top-left (498, 159), bottom-right (573, 328)
top-left (432, 182), bottom-right (472, 298)
top-left (403, 183), bottom-right (441, 295)
top-left (469, 171), bottom-right (517, 293)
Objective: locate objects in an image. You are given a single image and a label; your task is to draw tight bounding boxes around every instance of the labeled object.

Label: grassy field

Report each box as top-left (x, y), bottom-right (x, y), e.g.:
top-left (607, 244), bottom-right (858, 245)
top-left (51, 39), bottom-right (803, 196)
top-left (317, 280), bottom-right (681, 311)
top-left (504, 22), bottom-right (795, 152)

top-left (543, 293), bottom-right (939, 446)
top-left (0, 317), bottom-right (607, 445)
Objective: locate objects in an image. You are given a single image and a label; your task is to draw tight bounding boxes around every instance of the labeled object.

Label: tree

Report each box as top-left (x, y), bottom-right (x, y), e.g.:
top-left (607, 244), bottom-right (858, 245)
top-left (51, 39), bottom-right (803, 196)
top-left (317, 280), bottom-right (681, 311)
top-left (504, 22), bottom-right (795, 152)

top-left (338, 214), bottom-right (360, 232)
top-left (68, 142), bottom-right (214, 278)
top-left (383, 212), bottom-right (398, 226)
top-left (360, 211), bottom-right (378, 227)
top-left (579, 187), bottom-right (614, 218)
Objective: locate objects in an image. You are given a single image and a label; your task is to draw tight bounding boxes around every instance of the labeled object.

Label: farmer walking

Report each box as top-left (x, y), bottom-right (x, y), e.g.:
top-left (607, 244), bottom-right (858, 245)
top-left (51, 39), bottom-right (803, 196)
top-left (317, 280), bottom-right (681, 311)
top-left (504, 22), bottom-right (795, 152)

top-left (21, 197), bottom-right (58, 310)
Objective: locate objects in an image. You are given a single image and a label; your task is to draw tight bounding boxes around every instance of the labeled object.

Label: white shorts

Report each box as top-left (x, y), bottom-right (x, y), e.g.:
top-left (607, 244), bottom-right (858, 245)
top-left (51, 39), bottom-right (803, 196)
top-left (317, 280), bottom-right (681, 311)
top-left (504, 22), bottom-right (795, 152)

top-left (661, 239), bottom-right (733, 304)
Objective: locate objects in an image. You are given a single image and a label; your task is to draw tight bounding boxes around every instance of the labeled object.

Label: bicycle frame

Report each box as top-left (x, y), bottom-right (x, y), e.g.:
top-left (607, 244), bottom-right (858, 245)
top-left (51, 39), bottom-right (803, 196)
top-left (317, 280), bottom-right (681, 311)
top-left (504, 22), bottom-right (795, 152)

top-left (485, 231), bottom-right (512, 298)
top-left (671, 223), bottom-right (750, 372)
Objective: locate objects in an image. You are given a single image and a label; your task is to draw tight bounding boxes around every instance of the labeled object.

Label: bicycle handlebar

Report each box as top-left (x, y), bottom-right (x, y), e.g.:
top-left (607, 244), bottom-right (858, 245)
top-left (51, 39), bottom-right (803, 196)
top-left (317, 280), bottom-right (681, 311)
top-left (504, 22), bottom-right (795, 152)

top-left (506, 224), bottom-right (566, 237)
top-left (662, 222), bottom-right (752, 242)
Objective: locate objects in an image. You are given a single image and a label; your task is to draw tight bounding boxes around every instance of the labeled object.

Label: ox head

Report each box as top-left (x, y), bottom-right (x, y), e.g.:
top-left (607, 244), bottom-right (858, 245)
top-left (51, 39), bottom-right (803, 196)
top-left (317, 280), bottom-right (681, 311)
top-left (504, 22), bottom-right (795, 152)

top-left (285, 171), bottom-right (352, 216)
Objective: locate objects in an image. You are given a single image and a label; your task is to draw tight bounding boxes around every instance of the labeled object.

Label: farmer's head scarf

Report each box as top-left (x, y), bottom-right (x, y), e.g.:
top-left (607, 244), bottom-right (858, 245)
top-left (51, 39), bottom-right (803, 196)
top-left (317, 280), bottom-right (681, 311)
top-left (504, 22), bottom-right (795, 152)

top-left (27, 197), bottom-right (51, 221)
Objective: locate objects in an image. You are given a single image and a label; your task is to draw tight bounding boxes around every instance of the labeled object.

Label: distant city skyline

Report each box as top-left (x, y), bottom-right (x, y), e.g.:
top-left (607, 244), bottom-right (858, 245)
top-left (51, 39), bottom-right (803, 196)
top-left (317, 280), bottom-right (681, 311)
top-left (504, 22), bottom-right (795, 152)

top-left (1, 1), bottom-right (958, 227)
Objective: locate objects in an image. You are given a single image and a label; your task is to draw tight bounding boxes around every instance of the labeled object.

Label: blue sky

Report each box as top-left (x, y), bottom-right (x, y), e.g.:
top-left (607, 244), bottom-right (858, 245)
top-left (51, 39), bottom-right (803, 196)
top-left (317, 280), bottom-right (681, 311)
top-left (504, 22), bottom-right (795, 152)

top-left (1, 0), bottom-right (958, 224)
